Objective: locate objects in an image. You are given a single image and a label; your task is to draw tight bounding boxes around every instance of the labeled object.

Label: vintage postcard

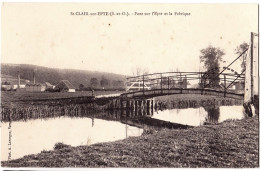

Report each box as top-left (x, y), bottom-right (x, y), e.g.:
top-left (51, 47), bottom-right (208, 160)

top-left (0, 2), bottom-right (259, 168)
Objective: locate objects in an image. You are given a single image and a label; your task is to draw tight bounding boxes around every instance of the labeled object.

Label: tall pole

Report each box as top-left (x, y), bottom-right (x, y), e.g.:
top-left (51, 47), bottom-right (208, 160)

top-left (168, 77), bottom-right (170, 90)
top-left (143, 75), bottom-right (145, 95)
top-left (224, 74), bottom-right (226, 98)
top-left (244, 32), bottom-right (259, 116)
top-left (17, 71), bottom-right (20, 88)
top-left (160, 74), bottom-right (163, 94)
top-left (250, 32), bottom-right (254, 99)
top-left (125, 76), bottom-right (127, 92)
top-left (125, 114), bottom-right (127, 138)
top-left (33, 72), bottom-right (36, 84)
top-left (244, 32), bottom-right (258, 103)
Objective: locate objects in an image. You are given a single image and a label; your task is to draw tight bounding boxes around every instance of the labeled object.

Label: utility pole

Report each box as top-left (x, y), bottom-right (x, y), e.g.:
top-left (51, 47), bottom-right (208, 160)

top-left (244, 32), bottom-right (259, 116)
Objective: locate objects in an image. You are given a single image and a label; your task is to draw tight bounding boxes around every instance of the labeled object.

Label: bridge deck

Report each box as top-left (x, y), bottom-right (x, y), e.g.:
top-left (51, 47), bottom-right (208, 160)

top-left (121, 88), bottom-right (244, 100)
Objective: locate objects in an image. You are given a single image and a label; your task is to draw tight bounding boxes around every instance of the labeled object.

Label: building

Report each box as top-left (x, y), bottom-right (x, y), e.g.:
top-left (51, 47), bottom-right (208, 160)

top-left (9, 80), bottom-right (27, 91)
top-left (25, 83), bottom-right (46, 92)
top-left (55, 80), bottom-right (75, 92)
top-left (1, 81), bottom-right (12, 91)
top-left (45, 82), bottom-right (55, 89)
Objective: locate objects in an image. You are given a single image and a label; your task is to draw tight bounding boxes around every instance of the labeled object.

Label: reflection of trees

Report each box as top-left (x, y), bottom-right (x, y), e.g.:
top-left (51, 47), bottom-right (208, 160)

top-left (203, 106), bottom-right (220, 124)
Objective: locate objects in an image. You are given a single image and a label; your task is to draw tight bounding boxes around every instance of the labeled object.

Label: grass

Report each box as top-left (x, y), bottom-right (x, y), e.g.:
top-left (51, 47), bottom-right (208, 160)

top-left (2, 116), bottom-right (258, 168)
top-left (154, 94), bottom-right (243, 109)
top-left (1, 91), bottom-right (242, 109)
top-left (155, 94), bottom-right (243, 104)
top-left (1, 91), bottom-right (122, 108)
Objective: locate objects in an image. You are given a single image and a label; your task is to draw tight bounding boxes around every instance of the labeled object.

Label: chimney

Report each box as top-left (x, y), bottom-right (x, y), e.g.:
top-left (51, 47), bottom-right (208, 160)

top-left (33, 72), bottom-right (35, 84)
top-left (17, 71), bottom-right (20, 88)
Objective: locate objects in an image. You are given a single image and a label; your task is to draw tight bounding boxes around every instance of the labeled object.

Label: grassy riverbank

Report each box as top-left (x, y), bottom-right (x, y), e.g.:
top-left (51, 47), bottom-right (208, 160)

top-left (1, 91), bottom-right (122, 108)
top-left (2, 116), bottom-right (258, 168)
top-left (155, 94), bottom-right (243, 109)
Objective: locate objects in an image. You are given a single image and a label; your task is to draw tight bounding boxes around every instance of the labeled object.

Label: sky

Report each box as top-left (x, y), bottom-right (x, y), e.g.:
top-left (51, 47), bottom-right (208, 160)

top-left (1, 3), bottom-right (258, 76)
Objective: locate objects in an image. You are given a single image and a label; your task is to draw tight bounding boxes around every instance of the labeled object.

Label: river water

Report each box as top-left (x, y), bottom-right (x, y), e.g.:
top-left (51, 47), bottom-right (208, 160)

top-left (152, 106), bottom-right (244, 126)
top-left (1, 105), bottom-right (245, 161)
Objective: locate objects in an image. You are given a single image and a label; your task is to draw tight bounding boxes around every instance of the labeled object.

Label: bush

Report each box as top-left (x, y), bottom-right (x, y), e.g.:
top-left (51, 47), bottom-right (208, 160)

top-left (53, 142), bottom-right (71, 150)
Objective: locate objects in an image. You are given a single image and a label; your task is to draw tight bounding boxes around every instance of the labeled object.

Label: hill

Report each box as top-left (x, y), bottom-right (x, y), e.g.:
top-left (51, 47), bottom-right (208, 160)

top-left (1, 63), bottom-right (126, 89)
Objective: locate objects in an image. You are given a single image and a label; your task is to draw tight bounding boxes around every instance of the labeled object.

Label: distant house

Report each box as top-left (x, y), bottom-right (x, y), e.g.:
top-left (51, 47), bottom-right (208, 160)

top-left (45, 82), bottom-right (55, 89)
top-left (10, 80), bottom-right (27, 90)
top-left (1, 81), bottom-right (12, 91)
top-left (25, 83), bottom-right (46, 92)
top-left (55, 80), bottom-right (75, 92)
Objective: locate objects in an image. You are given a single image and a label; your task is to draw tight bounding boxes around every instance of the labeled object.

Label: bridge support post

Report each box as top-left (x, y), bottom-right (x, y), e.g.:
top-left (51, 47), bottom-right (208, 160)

top-left (126, 100), bottom-right (129, 110)
top-left (151, 98), bottom-right (154, 114)
top-left (120, 100), bottom-right (123, 109)
top-left (147, 100), bottom-right (150, 116)
top-left (139, 101), bottom-right (143, 115)
top-left (131, 100), bottom-right (135, 110)
top-left (135, 100), bottom-right (138, 116)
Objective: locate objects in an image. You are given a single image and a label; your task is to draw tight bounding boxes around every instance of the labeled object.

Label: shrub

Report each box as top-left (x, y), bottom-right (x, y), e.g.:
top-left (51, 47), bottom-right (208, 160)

top-left (53, 142), bottom-right (71, 150)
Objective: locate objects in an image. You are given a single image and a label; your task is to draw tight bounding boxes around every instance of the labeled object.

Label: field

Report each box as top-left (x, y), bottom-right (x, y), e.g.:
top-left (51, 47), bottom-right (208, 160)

top-left (1, 91), bottom-right (123, 108)
top-left (1, 90), bottom-right (244, 107)
top-left (2, 115), bottom-right (258, 167)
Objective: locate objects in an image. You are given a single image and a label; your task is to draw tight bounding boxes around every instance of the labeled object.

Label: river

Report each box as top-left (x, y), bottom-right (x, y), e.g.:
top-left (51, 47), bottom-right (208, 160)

top-left (1, 105), bottom-right (245, 161)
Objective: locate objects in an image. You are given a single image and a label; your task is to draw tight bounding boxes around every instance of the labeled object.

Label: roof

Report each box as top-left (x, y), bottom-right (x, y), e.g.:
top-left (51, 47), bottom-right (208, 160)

top-left (56, 80), bottom-right (75, 89)
top-left (26, 83), bottom-right (44, 86)
top-left (45, 82), bottom-right (53, 87)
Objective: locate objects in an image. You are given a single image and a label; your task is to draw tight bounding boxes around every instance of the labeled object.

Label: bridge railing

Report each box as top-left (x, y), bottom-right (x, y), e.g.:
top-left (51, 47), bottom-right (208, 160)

top-left (126, 72), bottom-right (245, 95)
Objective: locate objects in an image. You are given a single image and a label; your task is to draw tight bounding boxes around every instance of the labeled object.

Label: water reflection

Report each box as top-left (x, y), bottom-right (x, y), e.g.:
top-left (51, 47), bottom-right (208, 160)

top-left (204, 106), bottom-right (220, 124)
top-left (1, 116), bottom-right (143, 161)
top-left (105, 105), bottom-right (245, 127)
top-left (152, 108), bottom-right (208, 126)
top-left (218, 106), bottom-right (245, 122)
top-left (151, 106), bottom-right (245, 126)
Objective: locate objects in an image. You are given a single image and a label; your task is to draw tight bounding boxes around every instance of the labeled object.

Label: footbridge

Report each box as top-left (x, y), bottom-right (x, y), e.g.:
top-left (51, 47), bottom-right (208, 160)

top-left (121, 71), bottom-right (245, 100)
top-left (121, 32), bottom-right (258, 107)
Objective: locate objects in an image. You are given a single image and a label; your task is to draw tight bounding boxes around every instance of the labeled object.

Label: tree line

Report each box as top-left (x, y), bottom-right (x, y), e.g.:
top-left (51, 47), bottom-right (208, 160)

top-left (199, 42), bottom-right (248, 89)
top-left (79, 76), bottom-right (125, 91)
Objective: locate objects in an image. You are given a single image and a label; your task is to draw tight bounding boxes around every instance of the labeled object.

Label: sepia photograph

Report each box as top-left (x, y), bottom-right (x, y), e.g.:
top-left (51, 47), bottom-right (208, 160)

top-left (0, 2), bottom-right (259, 168)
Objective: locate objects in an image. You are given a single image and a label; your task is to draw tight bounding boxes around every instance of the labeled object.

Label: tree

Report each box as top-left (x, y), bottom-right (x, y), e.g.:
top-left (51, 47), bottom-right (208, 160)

top-left (234, 42), bottom-right (249, 72)
top-left (200, 45), bottom-right (225, 88)
top-left (100, 76), bottom-right (109, 89)
top-left (79, 84), bottom-right (84, 91)
top-left (90, 78), bottom-right (99, 88)
top-left (112, 80), bottom-right (124, 88)
top-left (182, 77), bottom-right (188, 88)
